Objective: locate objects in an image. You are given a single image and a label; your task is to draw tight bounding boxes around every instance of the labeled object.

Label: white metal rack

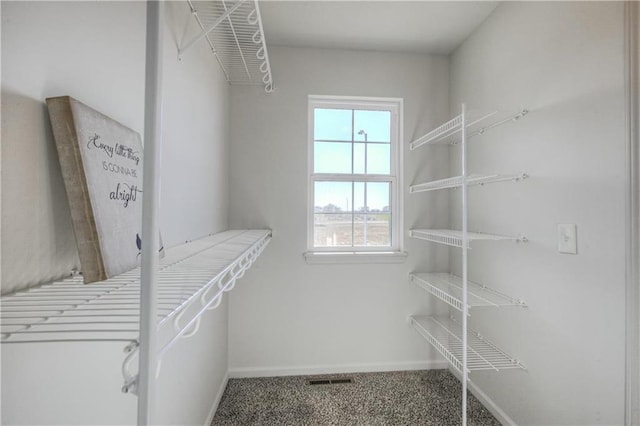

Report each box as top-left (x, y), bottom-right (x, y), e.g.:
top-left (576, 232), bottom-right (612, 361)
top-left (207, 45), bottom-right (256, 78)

top-left (409, 109), bottom-right (528, 150)
top-left (0, 229), bottom-right (271, 393)
top-left (410, 173), bottom-right (528, 194)
top-left (408, 104), bottom-right (528, 425)
top-left (409, 315), bottom-right (524, 373)
top-left (410, 273), bottom-right (526, 312)
top-left (410, 229), bottom-right (527, 248)
top-left (179, 0), bottom-right (274, 93)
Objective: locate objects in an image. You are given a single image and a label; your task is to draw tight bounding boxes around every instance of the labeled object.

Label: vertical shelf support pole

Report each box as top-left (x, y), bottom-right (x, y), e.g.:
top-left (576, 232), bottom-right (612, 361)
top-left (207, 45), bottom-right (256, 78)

top-left (138, 1), bottom-right (164, 424)
top-left (625, 2), bottom-right (640, 424)
top-left (461, 103), bottom-right (469, 426)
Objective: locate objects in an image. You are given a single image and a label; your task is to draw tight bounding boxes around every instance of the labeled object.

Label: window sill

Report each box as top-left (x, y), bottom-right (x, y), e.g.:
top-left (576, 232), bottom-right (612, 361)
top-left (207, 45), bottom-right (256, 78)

top-left (303, 250), bottom-right (408, 265)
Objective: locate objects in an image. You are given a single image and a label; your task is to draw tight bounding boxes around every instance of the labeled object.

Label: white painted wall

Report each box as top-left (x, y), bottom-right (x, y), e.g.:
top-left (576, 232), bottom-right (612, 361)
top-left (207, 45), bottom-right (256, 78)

top-left (1, 1), bottom-right (230, 424)
top-left (228, 46), bottom-right (451, 376)
top-left (449, 2), bottom-right (626, 424)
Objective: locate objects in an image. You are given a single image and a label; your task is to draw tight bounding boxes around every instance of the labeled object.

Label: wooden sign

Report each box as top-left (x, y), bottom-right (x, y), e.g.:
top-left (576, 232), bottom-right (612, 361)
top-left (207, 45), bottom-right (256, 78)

top-left (47, 96), bottom-right (163, 284)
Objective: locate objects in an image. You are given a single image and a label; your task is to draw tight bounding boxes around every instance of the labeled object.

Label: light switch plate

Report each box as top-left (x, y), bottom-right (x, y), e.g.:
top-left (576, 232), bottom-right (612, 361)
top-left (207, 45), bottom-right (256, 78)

top-left (557, 224), bottom-right (577, 254)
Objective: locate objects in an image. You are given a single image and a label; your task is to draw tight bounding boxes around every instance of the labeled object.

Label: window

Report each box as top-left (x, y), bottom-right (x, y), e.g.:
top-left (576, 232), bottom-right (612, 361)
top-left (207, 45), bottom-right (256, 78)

top-left (307, 96), bottom-right (403, 259)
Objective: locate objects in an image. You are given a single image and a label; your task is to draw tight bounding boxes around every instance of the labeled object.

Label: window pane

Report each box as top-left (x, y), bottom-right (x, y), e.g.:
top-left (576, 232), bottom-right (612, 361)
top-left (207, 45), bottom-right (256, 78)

top-left (314, 214), bottom-right (352, 247)
top-left (314, 109), bottom-right (352, 141)
top-left (353, 143), bottom-right (365, 175)
top-left (367, 181), bottom-right (390, 212)
top-left (314, 181), bottom-right (351, 214)
top-left (354, 110), bottom-right (391, 143)
top-left (314, 141), bottom-right (352, 174)
top-left (366, 144), bottom-right (391, 175)
top-left (354, 182), bottom-right (365, 213)
top-left (354, 214), bottom-right (391, 246)
top-left (309, 99), bottom-right (398, 252)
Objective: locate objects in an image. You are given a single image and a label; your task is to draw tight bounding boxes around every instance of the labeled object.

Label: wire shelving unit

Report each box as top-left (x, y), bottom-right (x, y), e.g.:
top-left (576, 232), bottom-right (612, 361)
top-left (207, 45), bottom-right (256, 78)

top-left (408, 103), bottom-right (528, 426)
top-left (409, 315), bottom-right (525, 374)
top-left (179, 0), bottom-right (274, 92)
top-left (1, 230), bottom-right (270, 344)
top-left (409, 109), bottom-right (528, 150)
top-left (1, 229), bottom-right (271, 394)
top-left (409, 229), bottom-right (527, 248)
top-left (410, 273), bottom-right (526, 312)
top-left (410, 173), bottom-right (528, 194)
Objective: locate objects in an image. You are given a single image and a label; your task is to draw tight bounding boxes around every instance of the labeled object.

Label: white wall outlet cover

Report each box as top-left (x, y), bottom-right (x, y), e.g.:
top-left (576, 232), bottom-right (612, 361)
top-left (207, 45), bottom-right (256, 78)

top-left (557, 224), bottom-right (578, 254)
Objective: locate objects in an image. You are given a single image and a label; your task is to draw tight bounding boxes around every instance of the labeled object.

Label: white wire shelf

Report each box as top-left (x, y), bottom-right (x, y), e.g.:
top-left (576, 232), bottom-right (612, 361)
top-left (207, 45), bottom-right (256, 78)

top-left (0, 229), bottom-right (271, 344)
top-left (409, 111), bottom-right (496, 150)
top-left (409, 173), bottom-right (528, 193)
top-left (409, 109), bottom-right (528, 150)
top-left (409, 229), bottom-right (527, 248)
top-left (409, 315), bottom-right (525, 373)
top-left (180, 0), bottom-right (273, 93)
top-left (409, 273), bottom-right (526, 312)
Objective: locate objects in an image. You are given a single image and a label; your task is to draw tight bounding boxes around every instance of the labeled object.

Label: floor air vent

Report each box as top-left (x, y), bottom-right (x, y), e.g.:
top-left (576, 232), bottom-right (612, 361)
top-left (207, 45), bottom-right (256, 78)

top-left (307, 378), bottom-right (353, 385)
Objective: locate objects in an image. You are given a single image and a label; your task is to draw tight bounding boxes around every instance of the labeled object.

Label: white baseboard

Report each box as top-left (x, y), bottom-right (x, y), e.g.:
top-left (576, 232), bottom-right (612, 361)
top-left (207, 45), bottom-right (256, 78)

top-left (228, 360), bottom-right (449, 378)
top-left (203, 370), bottom-right (229, 426)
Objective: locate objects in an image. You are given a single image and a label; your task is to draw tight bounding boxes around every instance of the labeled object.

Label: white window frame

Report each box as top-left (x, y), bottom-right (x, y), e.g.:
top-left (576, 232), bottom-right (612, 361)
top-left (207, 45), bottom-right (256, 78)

top-left (305, 95), bottom-right (405, 263)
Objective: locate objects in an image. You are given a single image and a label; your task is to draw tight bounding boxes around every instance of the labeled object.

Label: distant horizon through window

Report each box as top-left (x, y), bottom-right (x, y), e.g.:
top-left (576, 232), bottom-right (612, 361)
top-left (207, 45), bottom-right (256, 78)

top-left (308, 97), bottom-right (402, 252)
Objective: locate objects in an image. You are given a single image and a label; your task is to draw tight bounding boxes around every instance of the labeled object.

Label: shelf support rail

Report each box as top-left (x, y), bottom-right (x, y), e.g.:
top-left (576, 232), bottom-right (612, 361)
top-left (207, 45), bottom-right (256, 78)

top-left (409, 111), bottom-right (496, 150)
top-left (166, 234), bottom-right (269, 343)
top-left (409, 115), bottom-right (461, 150)
top-left (138, 1), bottom-right (164, 424)
top-left (470, 109), bottom-right (528, 137)
top-left (449, 109), bottom-right (529, 145)
top-left (122, 341), bottom-right (141, 395)
top-left (409, 173), bottom-right (528, 194)
top-left (409, 316), bottom-right (465, 373)
top-left (120, 232), bottom-right (270, 395)
top-left (461, 103), bottom-right (469, 426)
top-left (178, 0), bottom-right (247, 58)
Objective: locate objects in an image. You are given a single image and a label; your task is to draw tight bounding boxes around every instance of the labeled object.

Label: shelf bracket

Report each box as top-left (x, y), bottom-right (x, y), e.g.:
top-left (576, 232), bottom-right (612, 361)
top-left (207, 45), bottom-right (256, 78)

top-left (121, 341), bottom-right (140, 396)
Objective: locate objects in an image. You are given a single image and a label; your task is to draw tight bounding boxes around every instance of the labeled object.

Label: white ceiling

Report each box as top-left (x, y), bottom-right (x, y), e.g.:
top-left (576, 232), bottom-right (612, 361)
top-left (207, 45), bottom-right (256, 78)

top-left (259, 1), bottom-right (500, 55)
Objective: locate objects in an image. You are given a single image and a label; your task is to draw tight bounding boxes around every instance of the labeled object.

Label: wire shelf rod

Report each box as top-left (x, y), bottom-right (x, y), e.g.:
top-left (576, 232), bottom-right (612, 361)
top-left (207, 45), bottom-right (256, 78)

top-left (409, 229), bottom-right (527, 248)
top-left (2, 294), bottom-right (203, 303)
top-left (0, 230), bottom-right (271, 344)
top-left (158, 260), bottom-right (241, 359)
top-left (1, 288), bottom-right (206, 296)
top-left (3, 328), bottom-right (141, 335)
top-left (12, 289), bottom-right (195, 300)
top-left (3, 320), bottom-right (140, 326)
top-left (157, 232), bottom-right (269, 328)
top-left (409, 315), bottom-right (525, 373)
top-left (450, 109), bottom-right (529, 145)
top-left (1, 313), bottom-right (143, 319)
top-left (0, 338), bottom-right (139, 345)
top-left (1, 297), bottom-right (186, 306)
top-left (410, 173), bottom-right (528, 193)
top-left (1, 295), bottom-right (200, 306)
top-left (409, 111), bottom-right (497, 150)
top-left (409, 273), bottom-right (526, 312)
